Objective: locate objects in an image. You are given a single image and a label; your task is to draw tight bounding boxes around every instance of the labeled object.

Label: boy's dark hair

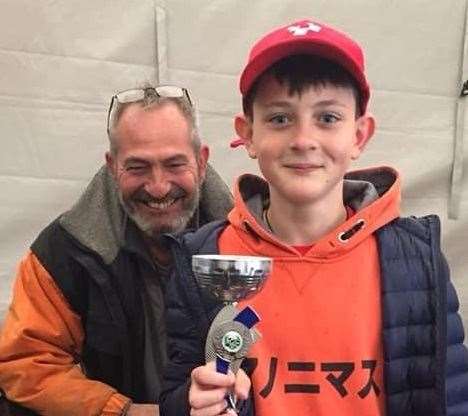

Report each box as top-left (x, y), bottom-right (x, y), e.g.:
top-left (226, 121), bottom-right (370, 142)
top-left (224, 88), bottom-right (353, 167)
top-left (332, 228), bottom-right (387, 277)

top-left (242, 54), bottom-right (362, 119)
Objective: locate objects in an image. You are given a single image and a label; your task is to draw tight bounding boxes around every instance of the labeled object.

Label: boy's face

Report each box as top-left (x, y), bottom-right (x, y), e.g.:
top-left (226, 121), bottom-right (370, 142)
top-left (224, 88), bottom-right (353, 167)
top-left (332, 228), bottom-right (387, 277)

top-left (235, 74), bottom-right (375, 207)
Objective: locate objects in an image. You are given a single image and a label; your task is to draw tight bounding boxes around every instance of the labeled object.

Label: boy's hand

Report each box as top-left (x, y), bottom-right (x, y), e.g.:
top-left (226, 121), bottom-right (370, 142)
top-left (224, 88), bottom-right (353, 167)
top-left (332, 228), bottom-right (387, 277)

top-left (189, 362), bottom-right (251, 416)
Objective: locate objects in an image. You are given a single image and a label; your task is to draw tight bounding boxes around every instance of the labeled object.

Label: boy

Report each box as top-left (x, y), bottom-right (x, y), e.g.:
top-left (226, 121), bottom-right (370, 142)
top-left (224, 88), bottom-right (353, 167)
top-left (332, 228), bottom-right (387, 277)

top-left (160, 19), bottom-right (468, 416)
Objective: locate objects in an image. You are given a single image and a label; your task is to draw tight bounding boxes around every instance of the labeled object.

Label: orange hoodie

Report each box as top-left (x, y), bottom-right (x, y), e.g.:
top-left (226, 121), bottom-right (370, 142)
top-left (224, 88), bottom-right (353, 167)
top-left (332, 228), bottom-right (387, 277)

top-left (218, 166), bottom-right (400, 416)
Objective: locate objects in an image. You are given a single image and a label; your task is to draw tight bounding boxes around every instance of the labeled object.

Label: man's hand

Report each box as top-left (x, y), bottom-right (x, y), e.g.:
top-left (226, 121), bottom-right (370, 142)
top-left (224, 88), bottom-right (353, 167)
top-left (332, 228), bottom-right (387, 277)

top-left (126, 403), bottom-right (159, 415)
top-left (189, 362), bottom-right (251, 416)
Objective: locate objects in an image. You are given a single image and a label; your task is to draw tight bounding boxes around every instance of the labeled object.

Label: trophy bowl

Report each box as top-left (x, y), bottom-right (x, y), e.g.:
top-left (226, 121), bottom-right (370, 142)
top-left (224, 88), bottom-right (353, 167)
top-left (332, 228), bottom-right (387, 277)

top-left (192, 254), bottom-right (272, 303)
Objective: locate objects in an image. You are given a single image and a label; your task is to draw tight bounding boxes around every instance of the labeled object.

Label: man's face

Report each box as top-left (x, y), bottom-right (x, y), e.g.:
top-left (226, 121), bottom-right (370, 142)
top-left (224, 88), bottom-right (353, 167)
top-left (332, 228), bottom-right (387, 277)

top-left (236, 75), bottom-right (373, 208)
top-left (107, 102), bottom-right (208, 238)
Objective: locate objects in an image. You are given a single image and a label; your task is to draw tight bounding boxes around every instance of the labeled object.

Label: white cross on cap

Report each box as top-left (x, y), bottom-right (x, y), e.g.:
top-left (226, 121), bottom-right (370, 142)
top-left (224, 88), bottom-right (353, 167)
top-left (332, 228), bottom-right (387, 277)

top-left (287, 22), bottom-right (322, 36)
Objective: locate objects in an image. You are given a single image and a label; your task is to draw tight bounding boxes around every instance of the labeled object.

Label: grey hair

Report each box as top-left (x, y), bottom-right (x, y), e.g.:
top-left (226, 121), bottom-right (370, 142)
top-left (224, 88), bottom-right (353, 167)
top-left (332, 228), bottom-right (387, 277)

top-left (107, 83), bottom-right (201, 156)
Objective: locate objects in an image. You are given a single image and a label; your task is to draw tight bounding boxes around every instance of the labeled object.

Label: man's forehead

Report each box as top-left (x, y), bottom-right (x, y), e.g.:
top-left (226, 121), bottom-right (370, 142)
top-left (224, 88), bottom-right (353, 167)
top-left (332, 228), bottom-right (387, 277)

top-left (118, 101), bottom-right (188, 128)
top-left (111, 103), bottom-right (193, 158)
top-left (114, 102), bottom-right (190, 145)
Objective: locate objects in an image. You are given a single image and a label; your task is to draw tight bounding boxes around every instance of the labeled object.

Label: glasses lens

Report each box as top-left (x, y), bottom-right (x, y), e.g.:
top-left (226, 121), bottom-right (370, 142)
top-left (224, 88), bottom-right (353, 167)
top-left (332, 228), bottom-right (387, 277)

top-left (155, 85), bottom-right (185, 98)
top-left (107, 85), bottom-right (192, 134)
top-left (156, 86), bottom-right (192, 105)
top-left (115, 89), bottom-right (146, 104)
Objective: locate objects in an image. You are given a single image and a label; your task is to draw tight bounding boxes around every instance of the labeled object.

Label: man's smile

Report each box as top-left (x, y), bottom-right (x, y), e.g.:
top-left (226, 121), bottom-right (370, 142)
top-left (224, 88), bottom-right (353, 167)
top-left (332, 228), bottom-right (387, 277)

top-left (139, 197), bottom-right (179, 211)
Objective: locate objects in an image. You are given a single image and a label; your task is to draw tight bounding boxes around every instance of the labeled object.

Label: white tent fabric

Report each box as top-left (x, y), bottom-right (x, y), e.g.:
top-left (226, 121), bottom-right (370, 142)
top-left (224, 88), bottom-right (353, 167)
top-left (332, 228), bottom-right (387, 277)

top-left (1, 1), bottom-right (467, 339)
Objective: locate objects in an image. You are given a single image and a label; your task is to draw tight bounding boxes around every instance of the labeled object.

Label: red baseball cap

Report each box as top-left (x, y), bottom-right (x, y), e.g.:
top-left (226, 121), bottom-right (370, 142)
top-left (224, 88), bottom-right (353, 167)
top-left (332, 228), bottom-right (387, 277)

top-left (231, 19), bottom-right (370, 148)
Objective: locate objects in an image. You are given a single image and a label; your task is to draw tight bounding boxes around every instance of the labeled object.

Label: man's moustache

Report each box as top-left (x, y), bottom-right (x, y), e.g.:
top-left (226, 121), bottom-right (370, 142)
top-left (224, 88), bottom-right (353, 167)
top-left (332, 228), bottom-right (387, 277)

top-left (132, 186), bottom-right (187, 204)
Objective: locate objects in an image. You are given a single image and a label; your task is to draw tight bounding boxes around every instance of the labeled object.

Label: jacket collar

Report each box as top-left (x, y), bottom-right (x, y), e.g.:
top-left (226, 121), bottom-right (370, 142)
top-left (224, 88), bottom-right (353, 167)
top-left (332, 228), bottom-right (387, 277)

top-left (60, 164), bottom-right (233, 264)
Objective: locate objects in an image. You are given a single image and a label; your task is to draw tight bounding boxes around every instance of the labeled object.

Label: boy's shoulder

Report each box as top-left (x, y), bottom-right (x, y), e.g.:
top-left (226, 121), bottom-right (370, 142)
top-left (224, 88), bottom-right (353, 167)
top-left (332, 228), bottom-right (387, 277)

top-left (182, 220), bottom-right (229, 255)
top-left (381, 214), bottom-right (440, 240)
top-left (376, 214), bottom-right (442, 259)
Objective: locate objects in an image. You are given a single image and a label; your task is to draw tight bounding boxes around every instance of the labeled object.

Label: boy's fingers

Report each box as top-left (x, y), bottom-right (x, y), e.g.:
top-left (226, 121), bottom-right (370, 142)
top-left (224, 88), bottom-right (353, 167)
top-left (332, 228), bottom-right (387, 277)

top-left (190, 399), bottom-right (228, 416)
top-left (233, 368), bottom-right (251, 400)
top-left (189, 384), bottom-right (228, 409)
top-left (189, 363), bottom-right (238, 413)
top-left (191, 363), bottom-right (236, 388)
top-left (188, 363), bottom-right (249, 415)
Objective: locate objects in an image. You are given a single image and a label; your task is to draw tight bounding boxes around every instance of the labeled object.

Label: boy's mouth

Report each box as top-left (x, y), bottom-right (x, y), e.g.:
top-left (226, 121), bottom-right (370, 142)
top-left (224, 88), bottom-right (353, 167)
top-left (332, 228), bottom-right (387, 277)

top-left (283, 162), bottom-right (323, 170)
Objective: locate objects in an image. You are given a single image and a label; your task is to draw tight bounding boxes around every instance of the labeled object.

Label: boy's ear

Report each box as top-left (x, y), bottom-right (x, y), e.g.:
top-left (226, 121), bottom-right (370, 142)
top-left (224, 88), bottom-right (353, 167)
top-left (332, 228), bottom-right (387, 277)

top-left (351, 113), bottom-right (376, 160)
top-left (234, 114), bottom-right (256, 158)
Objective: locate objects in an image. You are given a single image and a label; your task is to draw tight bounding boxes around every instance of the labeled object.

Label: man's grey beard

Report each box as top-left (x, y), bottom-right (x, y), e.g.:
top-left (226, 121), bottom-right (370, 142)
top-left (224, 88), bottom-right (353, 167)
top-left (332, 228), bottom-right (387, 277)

top-left (118, 185), bottom-right (200, 239)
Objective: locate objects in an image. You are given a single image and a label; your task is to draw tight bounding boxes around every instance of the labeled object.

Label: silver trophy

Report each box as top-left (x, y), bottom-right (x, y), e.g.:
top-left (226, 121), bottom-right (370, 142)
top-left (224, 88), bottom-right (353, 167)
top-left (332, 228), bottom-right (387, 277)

top-left (192, 255), bottom-right (272, 381)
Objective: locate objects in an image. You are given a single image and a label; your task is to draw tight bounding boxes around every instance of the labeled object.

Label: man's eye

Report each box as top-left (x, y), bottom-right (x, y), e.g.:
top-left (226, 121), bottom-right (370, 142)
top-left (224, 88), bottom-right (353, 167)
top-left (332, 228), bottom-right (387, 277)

top-left (126, 165), bottom-right (146, 172)
top-left (166, 160), bottom-right (187, 169)
top-left (169, 163), bottom-right (185, 169)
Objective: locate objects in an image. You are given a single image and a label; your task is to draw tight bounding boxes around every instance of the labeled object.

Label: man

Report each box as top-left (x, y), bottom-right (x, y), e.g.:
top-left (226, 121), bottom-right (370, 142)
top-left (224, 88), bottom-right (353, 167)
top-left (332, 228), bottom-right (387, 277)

top-left (0, 85), bottom-right (233, 415)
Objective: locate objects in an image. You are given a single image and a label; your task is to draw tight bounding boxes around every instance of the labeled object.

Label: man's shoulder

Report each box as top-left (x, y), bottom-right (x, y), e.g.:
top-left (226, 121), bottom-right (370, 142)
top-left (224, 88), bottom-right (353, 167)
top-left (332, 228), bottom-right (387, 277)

top-left (30, 214), bottom-right (98, 277)
top-left (31, 166), bottom-right (122, 260)
top-left (60, 166), bottom-right (124, 264)
top-left (31, 216), bottom-right (77, 257)
top-left (28, 216), bottom-right (93, 315)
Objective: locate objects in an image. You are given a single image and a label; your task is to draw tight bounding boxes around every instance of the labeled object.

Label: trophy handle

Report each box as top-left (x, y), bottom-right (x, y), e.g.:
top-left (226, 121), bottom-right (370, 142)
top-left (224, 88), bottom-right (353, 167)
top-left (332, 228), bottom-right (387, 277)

top-left (206, 305), bottom-right (260, 374)
top-left (205, 306), bottom-right (260, 412)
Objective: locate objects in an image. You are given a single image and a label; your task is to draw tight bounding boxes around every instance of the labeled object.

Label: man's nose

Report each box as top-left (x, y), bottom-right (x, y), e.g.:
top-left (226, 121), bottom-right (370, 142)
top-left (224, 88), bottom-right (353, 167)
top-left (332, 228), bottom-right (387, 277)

top-left (144, 168), bottom-right (171, 198)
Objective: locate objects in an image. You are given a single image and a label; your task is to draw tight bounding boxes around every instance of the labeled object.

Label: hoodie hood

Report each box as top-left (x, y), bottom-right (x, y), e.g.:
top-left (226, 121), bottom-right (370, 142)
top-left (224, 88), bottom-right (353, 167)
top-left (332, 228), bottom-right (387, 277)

top-left (227, 166), bottom-right (400, 259)
top-left (60, 164), bottom-right (233, 264)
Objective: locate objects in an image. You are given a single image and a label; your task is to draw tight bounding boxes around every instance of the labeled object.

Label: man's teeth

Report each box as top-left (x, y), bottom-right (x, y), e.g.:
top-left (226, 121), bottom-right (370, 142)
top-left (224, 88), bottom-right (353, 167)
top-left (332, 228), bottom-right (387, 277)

top-left (146, 198), bottom-right (176, 210)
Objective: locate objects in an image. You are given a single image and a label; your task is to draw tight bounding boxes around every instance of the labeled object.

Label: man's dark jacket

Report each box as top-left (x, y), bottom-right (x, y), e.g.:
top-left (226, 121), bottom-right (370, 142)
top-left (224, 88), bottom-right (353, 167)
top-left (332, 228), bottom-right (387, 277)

top-left (161, 215), bottom-right (468, 416)
top-left (0, 165), bottom-right (233, 414)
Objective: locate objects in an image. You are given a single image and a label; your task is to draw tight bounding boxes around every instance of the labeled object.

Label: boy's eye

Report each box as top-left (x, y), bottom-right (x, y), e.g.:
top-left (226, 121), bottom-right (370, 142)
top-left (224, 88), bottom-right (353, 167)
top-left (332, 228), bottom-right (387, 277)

top-left (268, 114), bottom-right (291, 126)
top-left (319, 112), bottom-right (340, 124)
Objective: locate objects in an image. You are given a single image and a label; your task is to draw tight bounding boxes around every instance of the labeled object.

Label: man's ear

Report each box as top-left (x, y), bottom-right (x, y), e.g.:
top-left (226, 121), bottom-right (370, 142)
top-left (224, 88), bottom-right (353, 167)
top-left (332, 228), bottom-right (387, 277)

top-left (197, 144), bottom-right (210, 181)
top-left (351, 113), bottom-right (376, 160)
top-left (105, 151), bottom-right (117, 178)
top-left (234, 114), bottom-right (256, 159)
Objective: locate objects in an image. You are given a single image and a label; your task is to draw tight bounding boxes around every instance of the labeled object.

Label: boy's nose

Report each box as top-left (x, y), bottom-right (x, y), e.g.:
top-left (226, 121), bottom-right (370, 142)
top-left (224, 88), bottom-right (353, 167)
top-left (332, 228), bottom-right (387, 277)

top-left (289, 124), bottom-right (318, 151)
